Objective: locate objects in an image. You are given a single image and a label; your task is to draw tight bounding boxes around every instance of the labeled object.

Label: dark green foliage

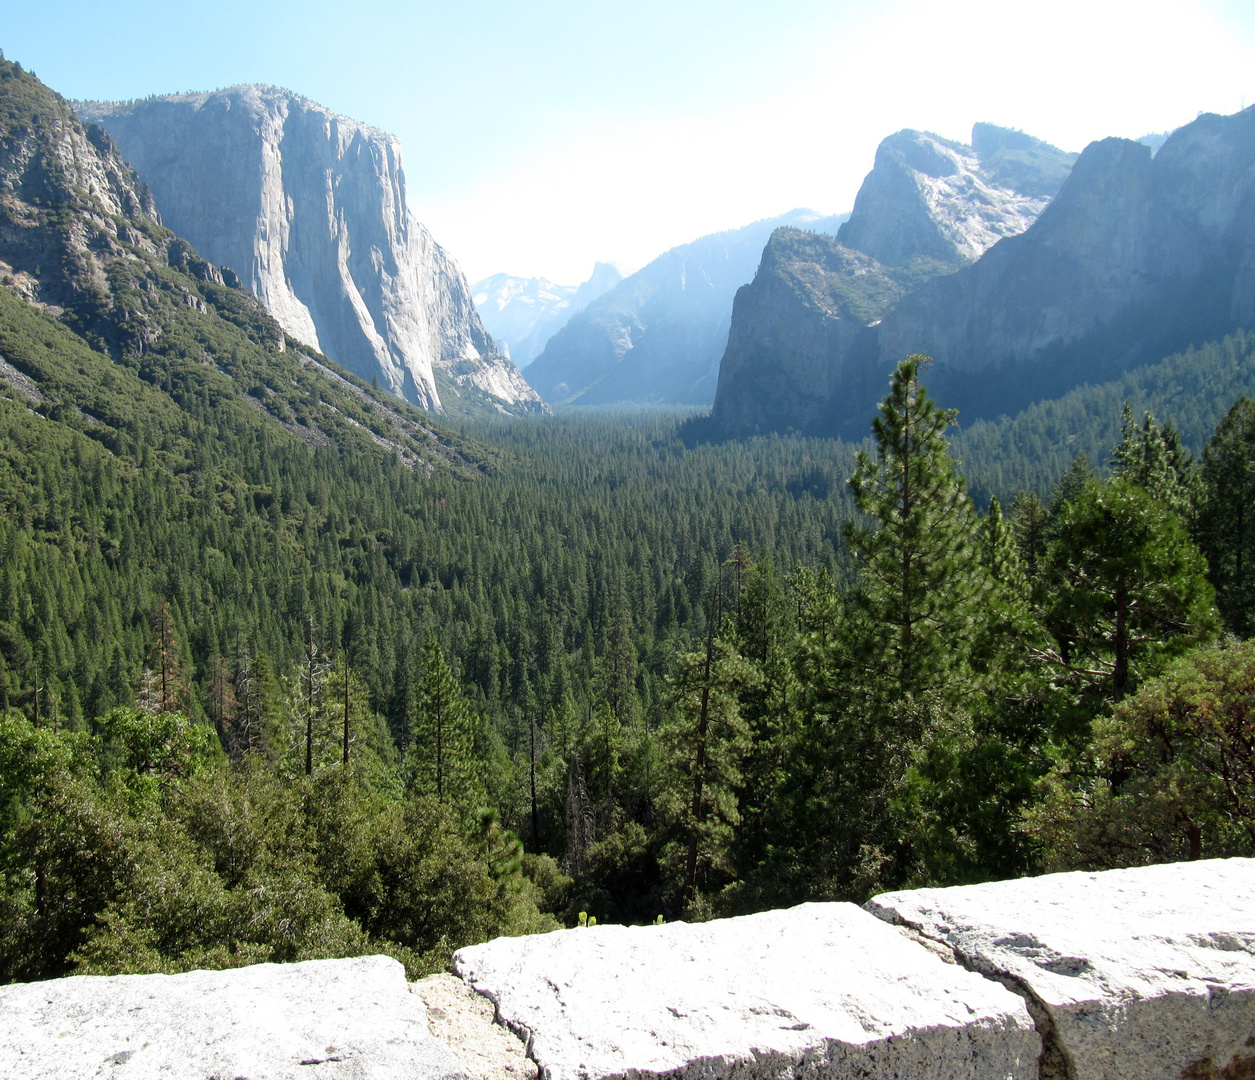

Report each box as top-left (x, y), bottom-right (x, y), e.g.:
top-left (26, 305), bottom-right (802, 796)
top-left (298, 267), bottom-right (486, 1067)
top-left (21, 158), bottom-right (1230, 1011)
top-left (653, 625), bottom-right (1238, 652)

top-left (657, 573), bottom-right (756, 909)
top-left (3, 46), bottom-right (1254, 955)
top-left (0, 709), bottom-right (556, 981)
top-left (1044, 478), bottom-right (1218, 703)
top-left (1198, 397), bottom-right (1255, 636)
top-left (955, 331), bottom-right (1255, 505)
top-left (1025, 640), bottom-right (1255, 869)
top-left (409, 634), bottom-right (478, 808)
top-left (844, 356), bottom-right (985, 701)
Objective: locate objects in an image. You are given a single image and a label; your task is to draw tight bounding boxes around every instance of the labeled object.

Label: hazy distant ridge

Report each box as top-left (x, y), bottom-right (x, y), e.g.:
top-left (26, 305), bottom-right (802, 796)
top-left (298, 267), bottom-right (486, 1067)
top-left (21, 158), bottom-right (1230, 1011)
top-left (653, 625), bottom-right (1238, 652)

top-left (473, 262), bottom-right (623, 368)
top-left (525, 210), bottom-right (848, 407)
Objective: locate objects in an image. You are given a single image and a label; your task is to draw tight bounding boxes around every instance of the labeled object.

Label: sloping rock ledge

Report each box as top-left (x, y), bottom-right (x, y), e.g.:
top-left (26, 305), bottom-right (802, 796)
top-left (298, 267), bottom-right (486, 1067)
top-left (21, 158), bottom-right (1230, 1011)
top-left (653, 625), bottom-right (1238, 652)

top-left (2, 859), bottom-right (1252, 1080)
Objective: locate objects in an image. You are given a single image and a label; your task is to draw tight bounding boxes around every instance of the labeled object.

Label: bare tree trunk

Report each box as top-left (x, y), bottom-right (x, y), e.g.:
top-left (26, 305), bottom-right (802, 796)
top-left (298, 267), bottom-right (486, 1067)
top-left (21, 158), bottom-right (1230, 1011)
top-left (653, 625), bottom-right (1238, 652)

top-left (1114, 580), bottom-right (1129, 701)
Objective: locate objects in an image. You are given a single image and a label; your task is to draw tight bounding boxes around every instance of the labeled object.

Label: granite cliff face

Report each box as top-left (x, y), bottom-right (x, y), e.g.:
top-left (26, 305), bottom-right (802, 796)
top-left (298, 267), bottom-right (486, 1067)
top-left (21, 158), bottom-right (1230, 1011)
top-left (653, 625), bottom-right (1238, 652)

top-left (473, 262), bottom-right (622, 368)
top-left (714, 110), bottom-right (1255, 438)
top-left (0, 59), bottom-right (479, 476)
top-left (0, 66), bottom-right (162, 316)
top-left (713, 125), bottom-right (1077, 436)
top-left (875, 109), bottom-right (1255, 416)
top-left (837, 124), bottom-right (1076, 268)
top-left (77, 87), bottom-right (542, 416)
top-left (525, 209), bottom-right (847, 407)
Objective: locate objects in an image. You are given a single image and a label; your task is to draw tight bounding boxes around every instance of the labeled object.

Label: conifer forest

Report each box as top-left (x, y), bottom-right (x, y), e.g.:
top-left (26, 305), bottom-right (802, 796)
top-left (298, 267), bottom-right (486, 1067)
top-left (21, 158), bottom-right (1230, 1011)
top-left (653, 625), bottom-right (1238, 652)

top-left (2, 54), bottom-right (1255, 984)
top-left (4, 325), bottom-right (1254, 980)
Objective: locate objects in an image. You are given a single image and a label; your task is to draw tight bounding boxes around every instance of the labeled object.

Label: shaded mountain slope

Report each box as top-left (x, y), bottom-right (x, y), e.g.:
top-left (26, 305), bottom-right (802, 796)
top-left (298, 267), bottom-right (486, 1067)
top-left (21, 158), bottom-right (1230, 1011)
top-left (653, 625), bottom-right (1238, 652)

top-left (473, 262), bottom-right (623, 368)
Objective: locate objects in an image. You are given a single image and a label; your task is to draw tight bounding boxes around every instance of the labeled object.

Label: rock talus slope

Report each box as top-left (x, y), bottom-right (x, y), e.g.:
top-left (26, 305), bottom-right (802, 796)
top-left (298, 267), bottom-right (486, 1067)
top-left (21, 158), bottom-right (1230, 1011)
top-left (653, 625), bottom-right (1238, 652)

top-left (77, 87), bottom-right (541, 415)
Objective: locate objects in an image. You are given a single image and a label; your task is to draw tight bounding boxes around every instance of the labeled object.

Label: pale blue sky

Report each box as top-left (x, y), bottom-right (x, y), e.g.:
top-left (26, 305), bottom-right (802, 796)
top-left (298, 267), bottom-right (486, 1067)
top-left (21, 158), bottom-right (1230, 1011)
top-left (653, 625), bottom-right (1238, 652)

top-left (5, 0), bottom-right (1255, 283)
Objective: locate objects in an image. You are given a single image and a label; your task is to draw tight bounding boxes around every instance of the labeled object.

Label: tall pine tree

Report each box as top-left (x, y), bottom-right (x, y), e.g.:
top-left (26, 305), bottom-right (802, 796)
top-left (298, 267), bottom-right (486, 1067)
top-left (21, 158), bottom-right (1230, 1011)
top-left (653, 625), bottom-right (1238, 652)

top-left (845, 355), bottom-right (985, 701)
top-left (1199, 397), bottom-right (1255, 636)
top-left (409, 634), bottom-right (478, 809)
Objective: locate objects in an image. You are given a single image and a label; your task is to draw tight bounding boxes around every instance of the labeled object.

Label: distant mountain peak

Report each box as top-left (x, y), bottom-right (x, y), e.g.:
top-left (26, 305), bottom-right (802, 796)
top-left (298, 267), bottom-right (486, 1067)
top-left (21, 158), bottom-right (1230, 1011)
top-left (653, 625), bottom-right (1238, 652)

top-left (523, 209), bottom-right (848, 407)
top-left (472, 262), bottom-right (624, 369)
top-left (836, 126), bottom-right (1077, 267)
top-left (712, 106), bottom-right (1255, 439)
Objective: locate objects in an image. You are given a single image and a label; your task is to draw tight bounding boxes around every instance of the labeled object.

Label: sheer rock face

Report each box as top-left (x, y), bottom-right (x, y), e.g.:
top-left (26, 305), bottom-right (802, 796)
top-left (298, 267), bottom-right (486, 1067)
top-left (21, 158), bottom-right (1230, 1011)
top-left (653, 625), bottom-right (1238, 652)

top-left (876, 110), bottom-right (1255, 396)
top-left (77, 87), bottom-right (542, 414)
top-left (868, 859), bottom-right (1255, 1080)
top-left (713, 124), bottom-right (1076, 437)
top-left (524, 210), bottom-right (847, 408)
top-left (454, 903), bottom-right (1040, 1080)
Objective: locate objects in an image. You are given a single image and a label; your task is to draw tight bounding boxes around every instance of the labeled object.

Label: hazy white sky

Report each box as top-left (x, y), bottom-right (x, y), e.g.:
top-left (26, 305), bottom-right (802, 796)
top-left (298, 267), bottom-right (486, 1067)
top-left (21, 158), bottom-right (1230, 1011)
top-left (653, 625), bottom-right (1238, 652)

top-left (5, 0), bottom-right (1255, 283)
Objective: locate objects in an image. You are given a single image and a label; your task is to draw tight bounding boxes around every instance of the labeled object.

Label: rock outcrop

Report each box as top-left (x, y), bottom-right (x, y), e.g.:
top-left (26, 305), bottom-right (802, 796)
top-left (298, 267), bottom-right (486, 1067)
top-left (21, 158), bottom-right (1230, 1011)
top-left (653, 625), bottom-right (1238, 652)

top-left (869, 859), bottom-right (1255, 1080)
top-left (455, 902), bottom-right (1039, 1080)
top-left (713, 109), bottom-right (1255, 438)
top-left (6, 859), bottom-right (1255, 1080)
top-left (708, 229), bottom-right (922, 436)
top-left (525, 209), bottom-right (847, 407)
top-left (872, 109), bottom-right (1255, 419)
top-left (473, 262), bottom-right (622, 368)
top-left (77, 87), bottom-right (542, 416)
top-left (0, 58), bottom-right (481, 477)
top-left (0, 956), bottom-right (468, 1080)
top-left (837, 125), bottom-right (1075, 268)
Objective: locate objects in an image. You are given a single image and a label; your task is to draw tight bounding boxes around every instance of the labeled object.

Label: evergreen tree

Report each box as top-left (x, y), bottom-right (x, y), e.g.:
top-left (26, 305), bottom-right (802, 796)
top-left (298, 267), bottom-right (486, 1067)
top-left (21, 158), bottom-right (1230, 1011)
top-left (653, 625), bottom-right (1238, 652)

top-left (1009, 492), bottom-right (1048, 591)
top-left (659, 572), bottom-right (755, 909)
top-left (1198, 397), bottom-right (1255, 636)
top-left (409, 634), bottom-right (477, 809)
top-left (1045, 477), bottom-right (1219, 702)
top-left (844, 355), bottom-right (985, 701)
top-left (1112, 403), bottom-right (1200, 521)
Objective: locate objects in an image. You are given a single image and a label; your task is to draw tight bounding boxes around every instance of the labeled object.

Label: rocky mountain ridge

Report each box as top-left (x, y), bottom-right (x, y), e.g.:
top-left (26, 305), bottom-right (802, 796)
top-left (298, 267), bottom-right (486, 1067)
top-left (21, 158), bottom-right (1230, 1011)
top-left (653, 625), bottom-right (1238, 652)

top-left (837, 123), bottom-right (1076, 267)
top-left (525, 209), bottom-right (848, 407)
top-left (713, 108), bottom-right (1255, 438)
top-left (473, 261), bottom-right (623, 368)
top-left (711, 124), bottom-right (1079, 436)
top-left (76, 86), bottom-right (542, 417)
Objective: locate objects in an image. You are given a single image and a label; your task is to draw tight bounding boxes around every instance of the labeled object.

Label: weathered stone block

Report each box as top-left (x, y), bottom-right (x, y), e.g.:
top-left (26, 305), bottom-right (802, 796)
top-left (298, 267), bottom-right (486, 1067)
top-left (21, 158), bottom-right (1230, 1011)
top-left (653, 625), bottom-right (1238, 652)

top-left (0, 955), bottom-right (468, 1079)
top-left (454, 901), bottom-right (1039, 1080)
top-left (868, 858), bottom-right (1255, 1080)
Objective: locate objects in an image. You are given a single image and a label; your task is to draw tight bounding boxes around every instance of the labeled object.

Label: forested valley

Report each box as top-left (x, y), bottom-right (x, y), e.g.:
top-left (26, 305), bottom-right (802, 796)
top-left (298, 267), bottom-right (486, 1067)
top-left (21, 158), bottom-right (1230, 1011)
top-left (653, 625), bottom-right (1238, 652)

top-left (3, 300), bottom-right (1255, 980)
top-left (2, 54), bottom-right (1255, 988)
